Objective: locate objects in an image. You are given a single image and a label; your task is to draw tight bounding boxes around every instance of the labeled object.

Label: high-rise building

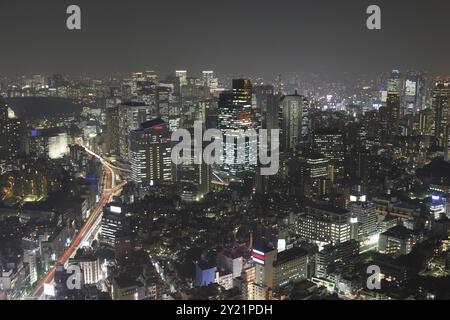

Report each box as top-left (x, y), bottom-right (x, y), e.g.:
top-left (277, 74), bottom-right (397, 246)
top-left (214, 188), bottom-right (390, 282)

top-left (175, 70), bottom-right (188, 87)
top-left (403, 71), bottom-right (425, 115)
top-left (6, 113), bottom-right (27, 163)
top-left (264, 94), bottom-right (280, 133)
top-left (347, 200), bottom-right (379, 251)
top-left (0, 97), bottom-right (27, 167)
top-left (129, 118), bottom-right (173, 188)
top-left (312, 130), bottom-right (345, 182)
top-left (251, 245), bottom-right (277, 300)
top-left (218, 79), bottom-right (258, 174)
top-left (202, 71), bottom-right (218, 90)
top-left (23, 249), bottom-right (38, 285)
top-left (254, 85), bottom-right (274, 114)
top-left (101, 203), bottom-right (125, 247)
top-left (281, 92), bottom-right (308, 152)
top-left (387, 70), bottom-right (402, 93)
top-left (156, 86), bottom-right (172, 123)
top-left (105, 105), bottom-right (120, 156)
top-left (118, 102), bottom-right (153, 162)
top-left (387, 93), bottom-right (401, 138)
top-left (300, 153), bottom-right (331, 198)
top-left (218, 79), bottom-right (253, 130)
top-left (387, 70), bottom-right (402, 138)
top-left (433, 81), bottom-right (450, 149)
top-left (175, 137), bottom-right (212, 202)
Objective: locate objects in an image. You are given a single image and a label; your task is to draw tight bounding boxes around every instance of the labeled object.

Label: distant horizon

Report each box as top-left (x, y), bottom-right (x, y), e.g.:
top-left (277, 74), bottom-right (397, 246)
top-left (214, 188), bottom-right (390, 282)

top-left (2, 69), bottom-right (450, 84)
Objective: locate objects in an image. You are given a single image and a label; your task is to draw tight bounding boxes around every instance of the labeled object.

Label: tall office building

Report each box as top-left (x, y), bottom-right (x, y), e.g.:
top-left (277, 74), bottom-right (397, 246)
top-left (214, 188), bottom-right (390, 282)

top-left (175, 136), bottom-right (212, 202)
top-left (101, 203), bottom-right (125, 247)
top-left (0, 97), bottom-right (24, 167)
top-left (105, 105), bottom-right (120, 156)
top-left (129, 118), bottom-right (173, 188)
top-left (156, 86), bottom-right (172, 123)
top-left (387, 93), bottom-right (401, 137)
top-left (6, 116), bottom-right (27, 163)
top-left (218, 79), bottom-right (258, 174)
top-left (280, 92), bottom-right (308, 152)
top-left (254, 85), bottom-right (274, 114)
top-left (387, 70), bottom-right (402, 138)
top-left (118, 102), bottom-right (153, 162)
top-left (312, 130), bottom-right (345, 182)
top-left (218, 79), bottom-right (254, 130)
top-left (433, 81), bottom-right (450, 150)
top-left (175, 70), bottom-right (188, 87)
top-left (202, 71), bottom-right (218, 90)
top-left (299, 153), bottom-right (331, 198)
top-left (264, 94), bottom-right (280, 132)
top-left (403, 71), bottom-right (425, 115)
top-left (387, 70), bottom-right (402, 93)
top-left (251, 245), bottom-right (277, 300)
top-left (23, 249), bottom-right (38, 285)
top-left (347, 200), bottom-right (378, 250)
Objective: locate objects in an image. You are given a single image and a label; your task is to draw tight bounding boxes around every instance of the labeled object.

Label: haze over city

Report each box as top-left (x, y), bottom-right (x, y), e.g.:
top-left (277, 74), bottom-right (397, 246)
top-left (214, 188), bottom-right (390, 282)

top-left (1, 0), bottom-right (450, 78)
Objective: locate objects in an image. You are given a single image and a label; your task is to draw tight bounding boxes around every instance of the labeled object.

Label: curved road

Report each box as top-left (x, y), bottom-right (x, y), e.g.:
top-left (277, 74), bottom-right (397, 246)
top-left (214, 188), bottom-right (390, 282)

top-left (32, 144), bottom-right (126, 299)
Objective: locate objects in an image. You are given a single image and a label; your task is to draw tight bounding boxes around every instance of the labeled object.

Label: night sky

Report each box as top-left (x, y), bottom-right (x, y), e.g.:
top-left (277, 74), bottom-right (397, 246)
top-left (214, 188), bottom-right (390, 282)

top-left (1, 0), bottom-right (450, 78)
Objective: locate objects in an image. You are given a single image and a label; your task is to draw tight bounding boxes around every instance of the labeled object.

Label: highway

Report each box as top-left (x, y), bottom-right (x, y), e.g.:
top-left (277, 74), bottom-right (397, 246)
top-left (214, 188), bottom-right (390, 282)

top-left (31, 142), bottom-right (127, 299)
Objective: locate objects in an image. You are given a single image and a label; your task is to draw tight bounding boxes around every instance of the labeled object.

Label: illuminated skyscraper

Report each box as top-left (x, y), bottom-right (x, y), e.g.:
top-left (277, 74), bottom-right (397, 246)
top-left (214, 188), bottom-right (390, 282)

top-left (387, 70), bottom-right (402, 138)
top-left (6, 116), bottom-right (27, 163)
top-left (129, 118), bottom-right (173, 188)
top-left (105, 105), bottom-right (120, 156)
top-left (403, 71), bottom-right (425, 115)
top-left (118, 102), bottom-right (153, 162)
top-left (281, 92), bottom-right (308, 152)
top-left (251, 245), bottom-right (277, 300)
top-left (101, 203), bottom-right (126, 247)
top-left (218, 79), bottom-right (253, 130)
top-left (300, 153), bottom-right (331, 198)
top-left (433, 81), bottom-right (450, 150)
top-left (175, 70), bottom-right (188, 87)
top-left (218, 79), bottom-right (257, 174)
top-left (312, 130), bottom-right (345, 182)
top-left (202, 71), bottom-right (218, 90)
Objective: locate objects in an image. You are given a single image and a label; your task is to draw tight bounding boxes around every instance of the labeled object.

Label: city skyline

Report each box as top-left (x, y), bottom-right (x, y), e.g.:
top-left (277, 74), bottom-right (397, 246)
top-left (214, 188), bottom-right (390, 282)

top-left (3, 0), bottom-right (450, 305)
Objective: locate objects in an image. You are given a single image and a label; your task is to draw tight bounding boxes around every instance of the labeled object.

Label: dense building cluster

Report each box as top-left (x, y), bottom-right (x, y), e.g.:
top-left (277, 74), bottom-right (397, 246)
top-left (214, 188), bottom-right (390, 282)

top-left (1, 69), bottom-right (450, 300)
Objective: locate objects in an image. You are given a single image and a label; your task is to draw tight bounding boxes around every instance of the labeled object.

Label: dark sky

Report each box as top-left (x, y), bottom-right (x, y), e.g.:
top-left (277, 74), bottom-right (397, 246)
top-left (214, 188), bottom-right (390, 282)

top-left (1, 0), bottom-right (450, 78)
